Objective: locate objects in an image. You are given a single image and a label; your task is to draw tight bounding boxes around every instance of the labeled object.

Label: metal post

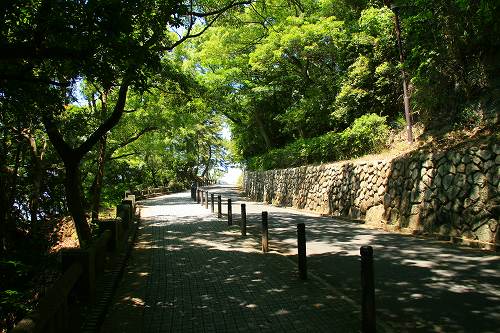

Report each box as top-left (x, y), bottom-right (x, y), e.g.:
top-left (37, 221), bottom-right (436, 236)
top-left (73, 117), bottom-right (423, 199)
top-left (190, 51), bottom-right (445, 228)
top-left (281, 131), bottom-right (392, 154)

top-left (297, 223), bottom-right (307, 280)
top-left (227, 199), bottom-right (232, 226)
top-left (211, 193), bottom-right (215, 213)
top-left (261, 211), bottom-right (269, 253)
top-left (217, 195), bottom-right (222, 218)
top-left (205, 191), bottom-right (209, 209)
top-left (361, 246), bottom-right (376, 333)
top-left (241, 204), bottom-right (247, 236)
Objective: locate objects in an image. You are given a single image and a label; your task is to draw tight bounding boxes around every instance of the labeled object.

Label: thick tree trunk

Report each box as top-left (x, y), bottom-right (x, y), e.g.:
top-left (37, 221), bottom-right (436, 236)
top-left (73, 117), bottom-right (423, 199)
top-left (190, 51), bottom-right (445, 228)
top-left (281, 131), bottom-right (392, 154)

top-left (90, 134), bottom-right (107, 221)
top-left (201, 145), bottom-right (212, 178)
top-left (255, 113), bottom-right (271, 149)
top-left (64, 159), bottom-right (92, 246)
top-left (0, 139), bottom-right (21, 254)
top-left (43, 81), bottom-right (129, 248)
top-left (0, 172), bottom-right (6, 254)
top-left (0, 143), bottom-right (22, 253)
top-left (0, 137), bottom-right (8, 255)
top-left (24, 133), bottom-right (46, 225)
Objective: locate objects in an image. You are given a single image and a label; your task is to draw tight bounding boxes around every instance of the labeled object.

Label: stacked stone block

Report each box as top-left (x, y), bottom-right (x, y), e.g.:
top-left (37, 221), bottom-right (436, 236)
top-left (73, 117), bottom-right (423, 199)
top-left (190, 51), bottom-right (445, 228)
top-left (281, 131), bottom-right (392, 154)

top-left (244, 141), bottom-right (499, 247)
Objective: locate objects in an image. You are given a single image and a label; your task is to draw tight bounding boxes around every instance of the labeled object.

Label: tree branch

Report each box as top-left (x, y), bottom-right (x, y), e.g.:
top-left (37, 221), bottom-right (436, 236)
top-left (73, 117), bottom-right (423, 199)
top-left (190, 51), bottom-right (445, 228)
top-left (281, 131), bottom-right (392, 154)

top-left (187, 1), bottom-right (251, 18)
top-left (0, 73), bottom-right (71, 87)
top-left (109, 152), bottom-right (137, 161)
top-left (42, 112), bottom-right (75, 160)
top-left (165, 0), bottom-right (252, 50)
top-left (115, 126), bottom-right (158, 150)
top-left (220, 110), bottom-right (243, 125)
top-left (75, 79), bottom-right (130, 158)
top-left (0, 44), bottom-right (88, 61)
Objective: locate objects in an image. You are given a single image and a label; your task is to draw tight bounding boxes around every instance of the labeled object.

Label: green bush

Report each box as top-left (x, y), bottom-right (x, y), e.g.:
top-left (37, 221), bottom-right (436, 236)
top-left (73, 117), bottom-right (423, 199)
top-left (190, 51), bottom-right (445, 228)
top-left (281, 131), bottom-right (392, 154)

top-left (342, 113), bottom-right (389, 157)
top-left (0, 260), bottom-right (33, 330)
top-left (167, 180), bottom-right (185, 192)
top-left (247, 114), bottom-right (388, 170)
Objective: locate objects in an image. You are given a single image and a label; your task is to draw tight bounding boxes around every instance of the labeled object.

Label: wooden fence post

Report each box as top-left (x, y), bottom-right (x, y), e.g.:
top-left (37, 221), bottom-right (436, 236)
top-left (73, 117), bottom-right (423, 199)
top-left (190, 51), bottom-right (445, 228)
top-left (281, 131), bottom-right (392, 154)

top-left (120, 201), bottom-right (132, 231)
top-left (361, 246), bottom-right (376, 333)
top-left (261, 211), bottom-right (269, 252)
top-left (205, 191), bottom-right (209, 209)
top-left (97, 219), bottom-right (118, 252)
top-left (211, 193), bottom-right (215, 213)
top-left (61, 249), bottom-right (96, 303)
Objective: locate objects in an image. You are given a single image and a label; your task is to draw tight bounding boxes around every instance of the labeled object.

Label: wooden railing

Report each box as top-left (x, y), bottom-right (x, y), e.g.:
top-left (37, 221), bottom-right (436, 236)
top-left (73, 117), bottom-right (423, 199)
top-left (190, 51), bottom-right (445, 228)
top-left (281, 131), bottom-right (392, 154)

top-left (134, 186), bottom-right (168, 199)
top-left (11, 194), bottom-right (137, 333)
top-left (12, 263), bottom-right (83, 333)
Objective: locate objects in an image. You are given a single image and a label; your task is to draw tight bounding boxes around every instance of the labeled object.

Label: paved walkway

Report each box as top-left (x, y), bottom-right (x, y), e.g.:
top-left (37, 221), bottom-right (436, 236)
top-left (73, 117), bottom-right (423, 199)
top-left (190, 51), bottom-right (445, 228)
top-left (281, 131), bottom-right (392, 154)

top-left (102, 185), bottom-right (500, 332)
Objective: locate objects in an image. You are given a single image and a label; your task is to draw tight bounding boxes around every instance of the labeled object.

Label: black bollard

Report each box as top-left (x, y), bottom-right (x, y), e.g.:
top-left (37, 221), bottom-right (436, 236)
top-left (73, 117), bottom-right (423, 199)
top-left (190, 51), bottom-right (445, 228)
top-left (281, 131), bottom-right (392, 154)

top-left (200, 190), bottom-right (204, 206)
top-left (261, 211), bottom-right (269, 252)
top-left (217, 195), bottom-right (222, 218)
top-left (211, 193), bottom-right (215, 213)
top-left (197, 189), bottom-right (201, 204)
top-left (241, 204), bottom-right (247, 236)
top-left (227, 199), bottom-right (232, 226)
top-left (361, 246), bottom-right (376, 333)
top-left (297, 223), bottom-right (307, 280)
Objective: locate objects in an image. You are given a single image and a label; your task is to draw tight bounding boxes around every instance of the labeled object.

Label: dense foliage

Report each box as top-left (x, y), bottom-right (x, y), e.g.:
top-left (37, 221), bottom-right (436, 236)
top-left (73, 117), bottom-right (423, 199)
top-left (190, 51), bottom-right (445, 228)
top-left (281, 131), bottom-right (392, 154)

top-left (248, 114), bottom-right (388, 170)
top-left (0, 0), bottom-right (498, 329)
top-left (188, 0), bottom-right (499, 169)
top-left (0, 1), bottom-right (243, 329)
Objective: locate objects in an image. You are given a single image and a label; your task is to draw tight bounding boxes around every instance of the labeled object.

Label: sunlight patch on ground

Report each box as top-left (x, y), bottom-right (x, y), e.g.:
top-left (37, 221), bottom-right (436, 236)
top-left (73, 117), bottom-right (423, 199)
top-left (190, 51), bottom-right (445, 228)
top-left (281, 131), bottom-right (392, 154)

top-left (122, 296), bottom-right (145, 306)
top-left (402, 259), bottom-right (434, 268)
top-left (187, 235), bottom-right (262, 253)
top-left (274, 309), bottom-right (290, 315)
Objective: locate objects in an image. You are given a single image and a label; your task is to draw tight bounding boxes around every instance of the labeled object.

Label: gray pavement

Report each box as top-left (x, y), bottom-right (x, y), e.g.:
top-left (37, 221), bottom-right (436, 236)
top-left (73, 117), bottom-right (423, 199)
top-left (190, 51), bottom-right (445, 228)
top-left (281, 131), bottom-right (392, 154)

top-left (102, 185), bottom-right (500, 332)
top-left (102, 188), bottom-right (361, 332)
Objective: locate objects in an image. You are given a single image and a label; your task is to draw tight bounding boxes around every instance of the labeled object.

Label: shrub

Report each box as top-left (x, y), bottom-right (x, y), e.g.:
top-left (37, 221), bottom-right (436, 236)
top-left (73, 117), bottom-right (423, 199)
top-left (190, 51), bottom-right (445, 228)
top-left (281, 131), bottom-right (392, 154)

top-left (247, 114), bottom-right (388, 170)
top-left (342, 113), bottom-right (389, 157)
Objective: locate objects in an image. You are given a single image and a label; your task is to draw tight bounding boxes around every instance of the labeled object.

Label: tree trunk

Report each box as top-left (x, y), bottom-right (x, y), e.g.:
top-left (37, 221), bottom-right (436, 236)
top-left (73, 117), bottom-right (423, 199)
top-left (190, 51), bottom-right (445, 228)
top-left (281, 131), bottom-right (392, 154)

top-left (201, 145), bottom-right (212, 178)
top-left (64, 159), bottom-right (92, 246)
top-left (90, 134), bottom-right (107, 221)
top-left (0, 138), bottom-right (21, 254)
top-left (24, 132), bottom-right (46, 225)
top-left (43, 81), bottom-right (129, 248)
top-left (0, 134), bottom-right (8, 255)
top-left (89, 90), bottom-right (110, 222)
top-left (1, 143), bottom-right (23, 253)
top-left (255, 113), bottom-right (271, 149)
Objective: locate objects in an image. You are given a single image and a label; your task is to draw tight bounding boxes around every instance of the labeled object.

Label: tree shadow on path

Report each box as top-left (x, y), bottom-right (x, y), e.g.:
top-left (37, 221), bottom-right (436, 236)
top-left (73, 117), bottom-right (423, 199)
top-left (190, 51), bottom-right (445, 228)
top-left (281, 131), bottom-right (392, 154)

top-left (240, 208), bottom-right (500, 333)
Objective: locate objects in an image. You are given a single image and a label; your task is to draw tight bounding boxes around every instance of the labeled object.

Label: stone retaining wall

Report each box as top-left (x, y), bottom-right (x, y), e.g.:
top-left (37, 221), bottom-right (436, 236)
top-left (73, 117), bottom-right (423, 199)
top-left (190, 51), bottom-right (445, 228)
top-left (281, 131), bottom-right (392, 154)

top-left (244, 140), bottom-right (500, 248)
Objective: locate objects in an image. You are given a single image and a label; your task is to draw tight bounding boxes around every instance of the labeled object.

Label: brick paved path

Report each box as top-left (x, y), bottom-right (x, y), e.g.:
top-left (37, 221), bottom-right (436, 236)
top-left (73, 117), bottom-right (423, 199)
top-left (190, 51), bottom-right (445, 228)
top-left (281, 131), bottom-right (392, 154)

top-left (205, 185), bottom-right (500, 333)
top-left (102, 185), bottom-right (500, 332)
top-left (101, 190), bottom-right (362, 332)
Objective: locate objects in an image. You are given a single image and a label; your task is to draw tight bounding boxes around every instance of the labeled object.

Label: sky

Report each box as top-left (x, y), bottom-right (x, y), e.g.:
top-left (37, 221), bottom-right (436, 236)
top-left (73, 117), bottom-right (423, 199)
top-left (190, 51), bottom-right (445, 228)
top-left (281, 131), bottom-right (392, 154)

top-left (219, 167), bottom-right (242, 185)
top-left (219, 123), bottom-right (242, 185)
